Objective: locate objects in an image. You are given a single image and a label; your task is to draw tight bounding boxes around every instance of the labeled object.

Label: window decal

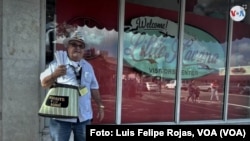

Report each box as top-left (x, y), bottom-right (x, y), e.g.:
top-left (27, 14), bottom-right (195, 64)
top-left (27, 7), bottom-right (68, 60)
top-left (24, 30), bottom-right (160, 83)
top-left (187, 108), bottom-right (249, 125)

top-left (123, 16), bottom-right (225, 79)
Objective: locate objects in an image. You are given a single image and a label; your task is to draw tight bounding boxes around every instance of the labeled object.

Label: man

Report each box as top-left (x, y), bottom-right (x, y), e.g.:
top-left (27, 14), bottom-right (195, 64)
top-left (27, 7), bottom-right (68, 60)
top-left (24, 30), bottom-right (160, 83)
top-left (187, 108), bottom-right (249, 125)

top-left (210, 80), bottom-right (219, 102)
top-left (40, 31), bottom-right (104, 141)
top-left (194, 85), bottom-right (200, 103)
top-left (187, 80), bottom-right (196, 102)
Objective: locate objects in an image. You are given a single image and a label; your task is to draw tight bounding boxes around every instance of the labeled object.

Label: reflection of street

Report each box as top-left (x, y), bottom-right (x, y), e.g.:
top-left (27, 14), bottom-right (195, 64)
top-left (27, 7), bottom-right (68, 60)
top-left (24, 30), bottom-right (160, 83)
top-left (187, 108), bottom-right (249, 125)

top-left (164, 89), bottom-right (250, 120)
top-left (92, 88), bottom-right (250, 124)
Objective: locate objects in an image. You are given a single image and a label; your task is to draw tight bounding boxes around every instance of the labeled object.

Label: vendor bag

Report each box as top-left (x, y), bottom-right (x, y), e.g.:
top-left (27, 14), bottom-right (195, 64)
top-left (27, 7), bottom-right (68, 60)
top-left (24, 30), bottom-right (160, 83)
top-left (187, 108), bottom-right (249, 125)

top-left (38, 83), bottom-right (79, 118)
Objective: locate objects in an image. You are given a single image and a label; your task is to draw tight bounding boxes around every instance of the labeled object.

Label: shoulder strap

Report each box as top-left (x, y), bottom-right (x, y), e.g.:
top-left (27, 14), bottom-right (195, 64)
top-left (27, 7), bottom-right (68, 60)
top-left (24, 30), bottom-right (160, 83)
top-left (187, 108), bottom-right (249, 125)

top-left (69, 65), bottom-right (82, 84)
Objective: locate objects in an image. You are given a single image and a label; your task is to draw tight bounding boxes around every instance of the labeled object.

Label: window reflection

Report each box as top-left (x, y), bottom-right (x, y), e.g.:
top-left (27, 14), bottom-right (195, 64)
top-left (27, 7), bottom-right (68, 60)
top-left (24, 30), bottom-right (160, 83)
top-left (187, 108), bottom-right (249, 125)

top-left (181, 0), bottom-right (250, 121)
top-left (47, 0), bottom-right (250, 124)
top-left (181, 0), bottom-right (228, 121)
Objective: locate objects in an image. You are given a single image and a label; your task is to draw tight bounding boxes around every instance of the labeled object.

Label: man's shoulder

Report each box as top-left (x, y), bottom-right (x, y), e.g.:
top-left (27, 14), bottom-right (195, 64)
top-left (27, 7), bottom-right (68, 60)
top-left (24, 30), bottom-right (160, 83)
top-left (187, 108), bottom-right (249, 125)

top-left (80, 59), bottom-right (93, 68)
top-left (46, 60), bottom-right (57, 68)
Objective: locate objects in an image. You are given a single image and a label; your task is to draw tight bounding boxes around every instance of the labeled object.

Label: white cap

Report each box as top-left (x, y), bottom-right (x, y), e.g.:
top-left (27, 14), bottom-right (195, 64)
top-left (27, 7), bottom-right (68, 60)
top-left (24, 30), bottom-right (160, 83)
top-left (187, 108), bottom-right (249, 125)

top-left (63, 31), bottom-right (85, 48)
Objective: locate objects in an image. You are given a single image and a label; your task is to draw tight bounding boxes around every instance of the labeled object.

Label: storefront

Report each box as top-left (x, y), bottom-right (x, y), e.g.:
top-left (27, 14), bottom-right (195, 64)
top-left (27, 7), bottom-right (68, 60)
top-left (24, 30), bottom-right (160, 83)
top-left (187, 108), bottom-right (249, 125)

top-left (0, 0), bottom-right (250, 141)
top-left (44, 0), bottom-right (250, 125)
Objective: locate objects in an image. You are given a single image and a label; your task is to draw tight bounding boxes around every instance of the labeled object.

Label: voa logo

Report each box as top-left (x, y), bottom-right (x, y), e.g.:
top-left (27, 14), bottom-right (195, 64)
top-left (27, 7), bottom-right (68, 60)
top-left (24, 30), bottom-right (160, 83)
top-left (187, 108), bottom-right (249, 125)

top-left (230, 5), bottom-right (246, 22)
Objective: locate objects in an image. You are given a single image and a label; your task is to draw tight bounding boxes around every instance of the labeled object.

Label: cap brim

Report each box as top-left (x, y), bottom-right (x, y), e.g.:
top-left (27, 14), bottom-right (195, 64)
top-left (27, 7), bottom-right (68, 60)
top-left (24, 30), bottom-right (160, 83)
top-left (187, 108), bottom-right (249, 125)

top-left (63, 38), bottom-right (85, 48)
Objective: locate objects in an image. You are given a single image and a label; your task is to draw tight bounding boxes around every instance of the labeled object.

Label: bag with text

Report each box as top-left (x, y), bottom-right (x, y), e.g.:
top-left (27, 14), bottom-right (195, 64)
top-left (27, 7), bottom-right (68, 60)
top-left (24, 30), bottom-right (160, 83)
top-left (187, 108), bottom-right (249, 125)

top-left (38, 83), bottom-right (79, 118)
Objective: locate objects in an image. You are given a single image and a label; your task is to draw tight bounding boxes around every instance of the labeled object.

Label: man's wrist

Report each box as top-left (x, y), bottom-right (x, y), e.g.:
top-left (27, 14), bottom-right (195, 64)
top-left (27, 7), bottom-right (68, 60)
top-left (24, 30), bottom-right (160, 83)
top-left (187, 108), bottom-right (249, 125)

top-left (51, 73), bottom-right (55, 80)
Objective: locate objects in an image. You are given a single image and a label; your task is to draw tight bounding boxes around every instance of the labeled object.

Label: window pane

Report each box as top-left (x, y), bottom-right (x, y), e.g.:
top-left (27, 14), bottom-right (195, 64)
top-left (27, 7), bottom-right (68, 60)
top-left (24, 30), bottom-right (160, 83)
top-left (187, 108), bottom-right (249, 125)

top-left (181, 0), bottom-right (228, 121)
top-left (122, 0), bottom-right (180, 123)
top-left (228, 0), bottom-right (250, 119)
top-left (55, 0), bottom-right (119, 124)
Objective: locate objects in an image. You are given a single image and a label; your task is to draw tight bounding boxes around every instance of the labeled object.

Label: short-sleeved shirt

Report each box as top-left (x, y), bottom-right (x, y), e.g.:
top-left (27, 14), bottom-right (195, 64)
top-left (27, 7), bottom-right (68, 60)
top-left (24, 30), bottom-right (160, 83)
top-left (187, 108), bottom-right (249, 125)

top-left (211, 82), bottom-right (219, 90)
top-left (40, 57), bottom-right (99, 122)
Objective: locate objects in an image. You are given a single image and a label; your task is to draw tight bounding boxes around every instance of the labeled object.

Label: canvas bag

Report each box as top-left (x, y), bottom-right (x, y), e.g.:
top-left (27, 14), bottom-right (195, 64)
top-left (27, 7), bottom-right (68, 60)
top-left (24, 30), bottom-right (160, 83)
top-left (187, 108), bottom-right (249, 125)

top-left (38, 83), bottom-right (79, 118)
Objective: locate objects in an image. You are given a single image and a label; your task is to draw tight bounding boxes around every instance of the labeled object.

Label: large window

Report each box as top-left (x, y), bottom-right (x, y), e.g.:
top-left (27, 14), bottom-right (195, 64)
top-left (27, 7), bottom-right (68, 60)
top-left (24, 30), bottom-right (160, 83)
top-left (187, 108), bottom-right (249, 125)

top-left (45, 0), bottom-right (250, 124)
top-left (180, 0), bottom-right (250, 121)
top-left (122, 0), bottom-right (180, 123)
top-left (228, 0), bottom-right (250, 120)
top-left (180, 0), bottom-right (229, 121)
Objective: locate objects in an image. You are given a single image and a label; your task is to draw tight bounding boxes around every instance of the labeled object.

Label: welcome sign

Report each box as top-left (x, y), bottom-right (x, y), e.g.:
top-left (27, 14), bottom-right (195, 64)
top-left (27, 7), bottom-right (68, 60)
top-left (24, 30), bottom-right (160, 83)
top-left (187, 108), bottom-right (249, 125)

top-left (123, 16), bottom-right (225, 79)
